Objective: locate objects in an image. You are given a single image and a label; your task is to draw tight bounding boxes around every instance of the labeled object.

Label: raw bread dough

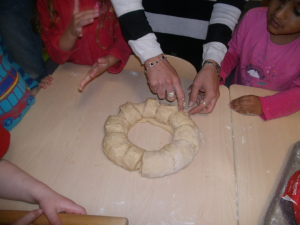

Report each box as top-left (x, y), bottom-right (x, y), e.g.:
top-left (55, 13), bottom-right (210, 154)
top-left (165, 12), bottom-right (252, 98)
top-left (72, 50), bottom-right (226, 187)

top-left (102, 98), bottom-right (201, 178)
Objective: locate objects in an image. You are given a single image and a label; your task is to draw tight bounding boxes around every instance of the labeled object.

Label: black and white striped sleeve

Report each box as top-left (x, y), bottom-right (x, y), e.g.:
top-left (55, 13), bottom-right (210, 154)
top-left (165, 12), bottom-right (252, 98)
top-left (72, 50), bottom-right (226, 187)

top-left (110, 0), bottom-right (163, 64)
top-left (203, 0), bottom-right (248, 65)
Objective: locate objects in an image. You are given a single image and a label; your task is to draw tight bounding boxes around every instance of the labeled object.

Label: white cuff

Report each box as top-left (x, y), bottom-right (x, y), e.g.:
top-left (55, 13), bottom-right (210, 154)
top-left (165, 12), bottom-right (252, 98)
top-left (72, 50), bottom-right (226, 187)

top-left (210, 3), bottom-right (241, 31)
top-left (110, 0), bottom-right (143, 17)
top-left (128, 33), bottom-right (163, 64)
top-left (202, 42), bottom-right (227, 66)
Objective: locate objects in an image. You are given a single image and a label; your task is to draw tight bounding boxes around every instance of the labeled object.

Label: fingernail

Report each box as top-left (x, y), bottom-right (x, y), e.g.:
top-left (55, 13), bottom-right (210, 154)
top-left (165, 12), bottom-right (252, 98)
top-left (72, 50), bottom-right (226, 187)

top-left (188, 101), bottom-right (193, 107)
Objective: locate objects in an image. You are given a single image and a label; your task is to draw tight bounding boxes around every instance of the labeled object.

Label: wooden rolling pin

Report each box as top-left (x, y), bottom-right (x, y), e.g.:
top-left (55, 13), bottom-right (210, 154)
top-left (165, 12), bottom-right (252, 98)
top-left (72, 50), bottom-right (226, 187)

top-left (0, 210), bottom-right (128, 225)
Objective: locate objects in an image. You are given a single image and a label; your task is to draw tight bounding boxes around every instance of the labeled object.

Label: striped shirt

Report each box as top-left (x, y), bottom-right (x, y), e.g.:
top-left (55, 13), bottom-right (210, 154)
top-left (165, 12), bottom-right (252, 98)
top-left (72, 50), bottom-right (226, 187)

top-left (111, 0), bottom-right (248, 71)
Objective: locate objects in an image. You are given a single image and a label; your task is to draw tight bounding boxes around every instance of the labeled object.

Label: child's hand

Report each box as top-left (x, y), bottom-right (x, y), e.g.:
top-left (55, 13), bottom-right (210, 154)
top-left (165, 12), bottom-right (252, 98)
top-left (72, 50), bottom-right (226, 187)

top-left (37, 187), bottom-right (86, 225)
top-left (11, 209), bottom-right (43, 225)
top-left (230, 95), bottom-right (263, 115)
top-left (78, 56), bottom-right (119, 91)
top-left (39, 75), bottom-right (53, 89)
top-left (59, 0), bottom-right (99, 51)
top-left (68, 0), bottom-right (99, 38)
top-left (30, 75), bottom-right (53, 96)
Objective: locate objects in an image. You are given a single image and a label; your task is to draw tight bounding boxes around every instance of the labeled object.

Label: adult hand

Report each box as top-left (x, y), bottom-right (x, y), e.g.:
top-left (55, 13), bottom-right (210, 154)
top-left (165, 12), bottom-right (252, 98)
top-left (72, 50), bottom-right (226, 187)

top-left (230, 95), bottom-right (263, 115)
top-left (188, 61), bottom-right (220, 115)
top-left (145, 55), bottom-right (185, 111)
top-left (11, 209), bottom-right (43, 225)
top-left (79, 56), bottom-right (119, 91)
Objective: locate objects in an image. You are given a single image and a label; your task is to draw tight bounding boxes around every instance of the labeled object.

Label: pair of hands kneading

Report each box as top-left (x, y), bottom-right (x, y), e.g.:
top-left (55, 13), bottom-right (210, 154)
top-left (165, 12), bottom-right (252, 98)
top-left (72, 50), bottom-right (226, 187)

top-left (63, 0), bottom-right (220, 114)
top-left (102, 98), bottom-right (201, 178)
top-left (144, 55), bottom-right (220, 115)
top-left (144, 56), bottom-right (262, 117)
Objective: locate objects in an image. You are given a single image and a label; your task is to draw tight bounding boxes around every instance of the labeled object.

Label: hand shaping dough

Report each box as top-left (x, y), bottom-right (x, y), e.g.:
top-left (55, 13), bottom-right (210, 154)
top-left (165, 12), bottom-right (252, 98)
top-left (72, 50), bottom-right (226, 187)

top-left (102, 98), bottom-right (201, 178)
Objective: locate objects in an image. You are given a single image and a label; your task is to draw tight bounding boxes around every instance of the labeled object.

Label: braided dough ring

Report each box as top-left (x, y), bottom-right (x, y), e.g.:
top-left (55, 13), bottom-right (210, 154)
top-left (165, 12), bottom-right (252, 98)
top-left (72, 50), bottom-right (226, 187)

top-left (102, 98), bottom-right (201, 178)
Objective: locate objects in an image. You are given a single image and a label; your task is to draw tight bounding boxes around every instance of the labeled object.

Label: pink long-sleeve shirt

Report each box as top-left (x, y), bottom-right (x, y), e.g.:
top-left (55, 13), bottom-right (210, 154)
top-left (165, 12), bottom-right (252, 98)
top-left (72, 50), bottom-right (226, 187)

top-left (220, 7), bottom-right (300, 120)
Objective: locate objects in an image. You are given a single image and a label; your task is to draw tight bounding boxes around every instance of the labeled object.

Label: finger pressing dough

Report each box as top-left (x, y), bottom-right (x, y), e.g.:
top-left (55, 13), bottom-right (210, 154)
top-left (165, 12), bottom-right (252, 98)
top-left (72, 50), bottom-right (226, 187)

top-left (102, 98), bottom-right (201, 178)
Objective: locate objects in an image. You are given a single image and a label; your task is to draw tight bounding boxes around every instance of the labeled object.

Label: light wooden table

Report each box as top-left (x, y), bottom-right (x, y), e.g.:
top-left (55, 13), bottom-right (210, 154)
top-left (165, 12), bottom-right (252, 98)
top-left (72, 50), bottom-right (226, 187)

top-left (230, 84), bottom-right (300, 225)
top-left (0, 63), bottom-right (236, 225)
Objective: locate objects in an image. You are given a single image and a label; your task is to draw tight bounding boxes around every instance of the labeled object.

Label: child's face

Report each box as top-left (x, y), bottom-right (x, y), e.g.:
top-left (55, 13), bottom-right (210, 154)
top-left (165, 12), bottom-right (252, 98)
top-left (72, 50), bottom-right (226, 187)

top-left (267, 0), bottom-right (300, 37)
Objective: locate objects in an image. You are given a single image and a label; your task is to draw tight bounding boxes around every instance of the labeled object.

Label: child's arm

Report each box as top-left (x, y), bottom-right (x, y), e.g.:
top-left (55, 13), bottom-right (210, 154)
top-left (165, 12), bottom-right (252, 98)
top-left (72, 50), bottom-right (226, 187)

top-left (230, 85), bottom-right (300, 120)
top-left (78, 55), bottom-right (120, 91)
top-left (220, 50), bottom-right (239, 85)
top-left (259, 87), bottom-right (300, 120)
top-left (0, 159), bottom-right (86, 225)
top-left (58, 0), bottom-right (99, 52)
top-left (37, 0), bottom-right (99, 64)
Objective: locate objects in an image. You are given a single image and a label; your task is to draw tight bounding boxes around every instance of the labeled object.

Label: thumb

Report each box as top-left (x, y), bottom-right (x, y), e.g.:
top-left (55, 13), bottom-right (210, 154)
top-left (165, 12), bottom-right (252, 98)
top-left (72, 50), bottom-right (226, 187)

top-left (73, 0), bottom-right (79, 14)
top-left (97, 57), bottom-right (107, 64)
top-left (12, 209), bottom-right (43, 225)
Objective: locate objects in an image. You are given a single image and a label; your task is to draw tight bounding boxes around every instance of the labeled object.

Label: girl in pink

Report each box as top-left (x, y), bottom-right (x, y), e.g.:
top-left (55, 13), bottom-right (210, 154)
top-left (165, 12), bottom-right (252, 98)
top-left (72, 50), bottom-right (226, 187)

top-left (220, 0), bottom-right (300, 120)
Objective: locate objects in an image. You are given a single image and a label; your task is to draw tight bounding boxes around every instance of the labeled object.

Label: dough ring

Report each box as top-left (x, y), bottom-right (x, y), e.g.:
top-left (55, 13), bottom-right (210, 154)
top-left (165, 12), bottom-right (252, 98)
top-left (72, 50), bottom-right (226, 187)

top-left (102, 98), bottom-right (201, 178)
